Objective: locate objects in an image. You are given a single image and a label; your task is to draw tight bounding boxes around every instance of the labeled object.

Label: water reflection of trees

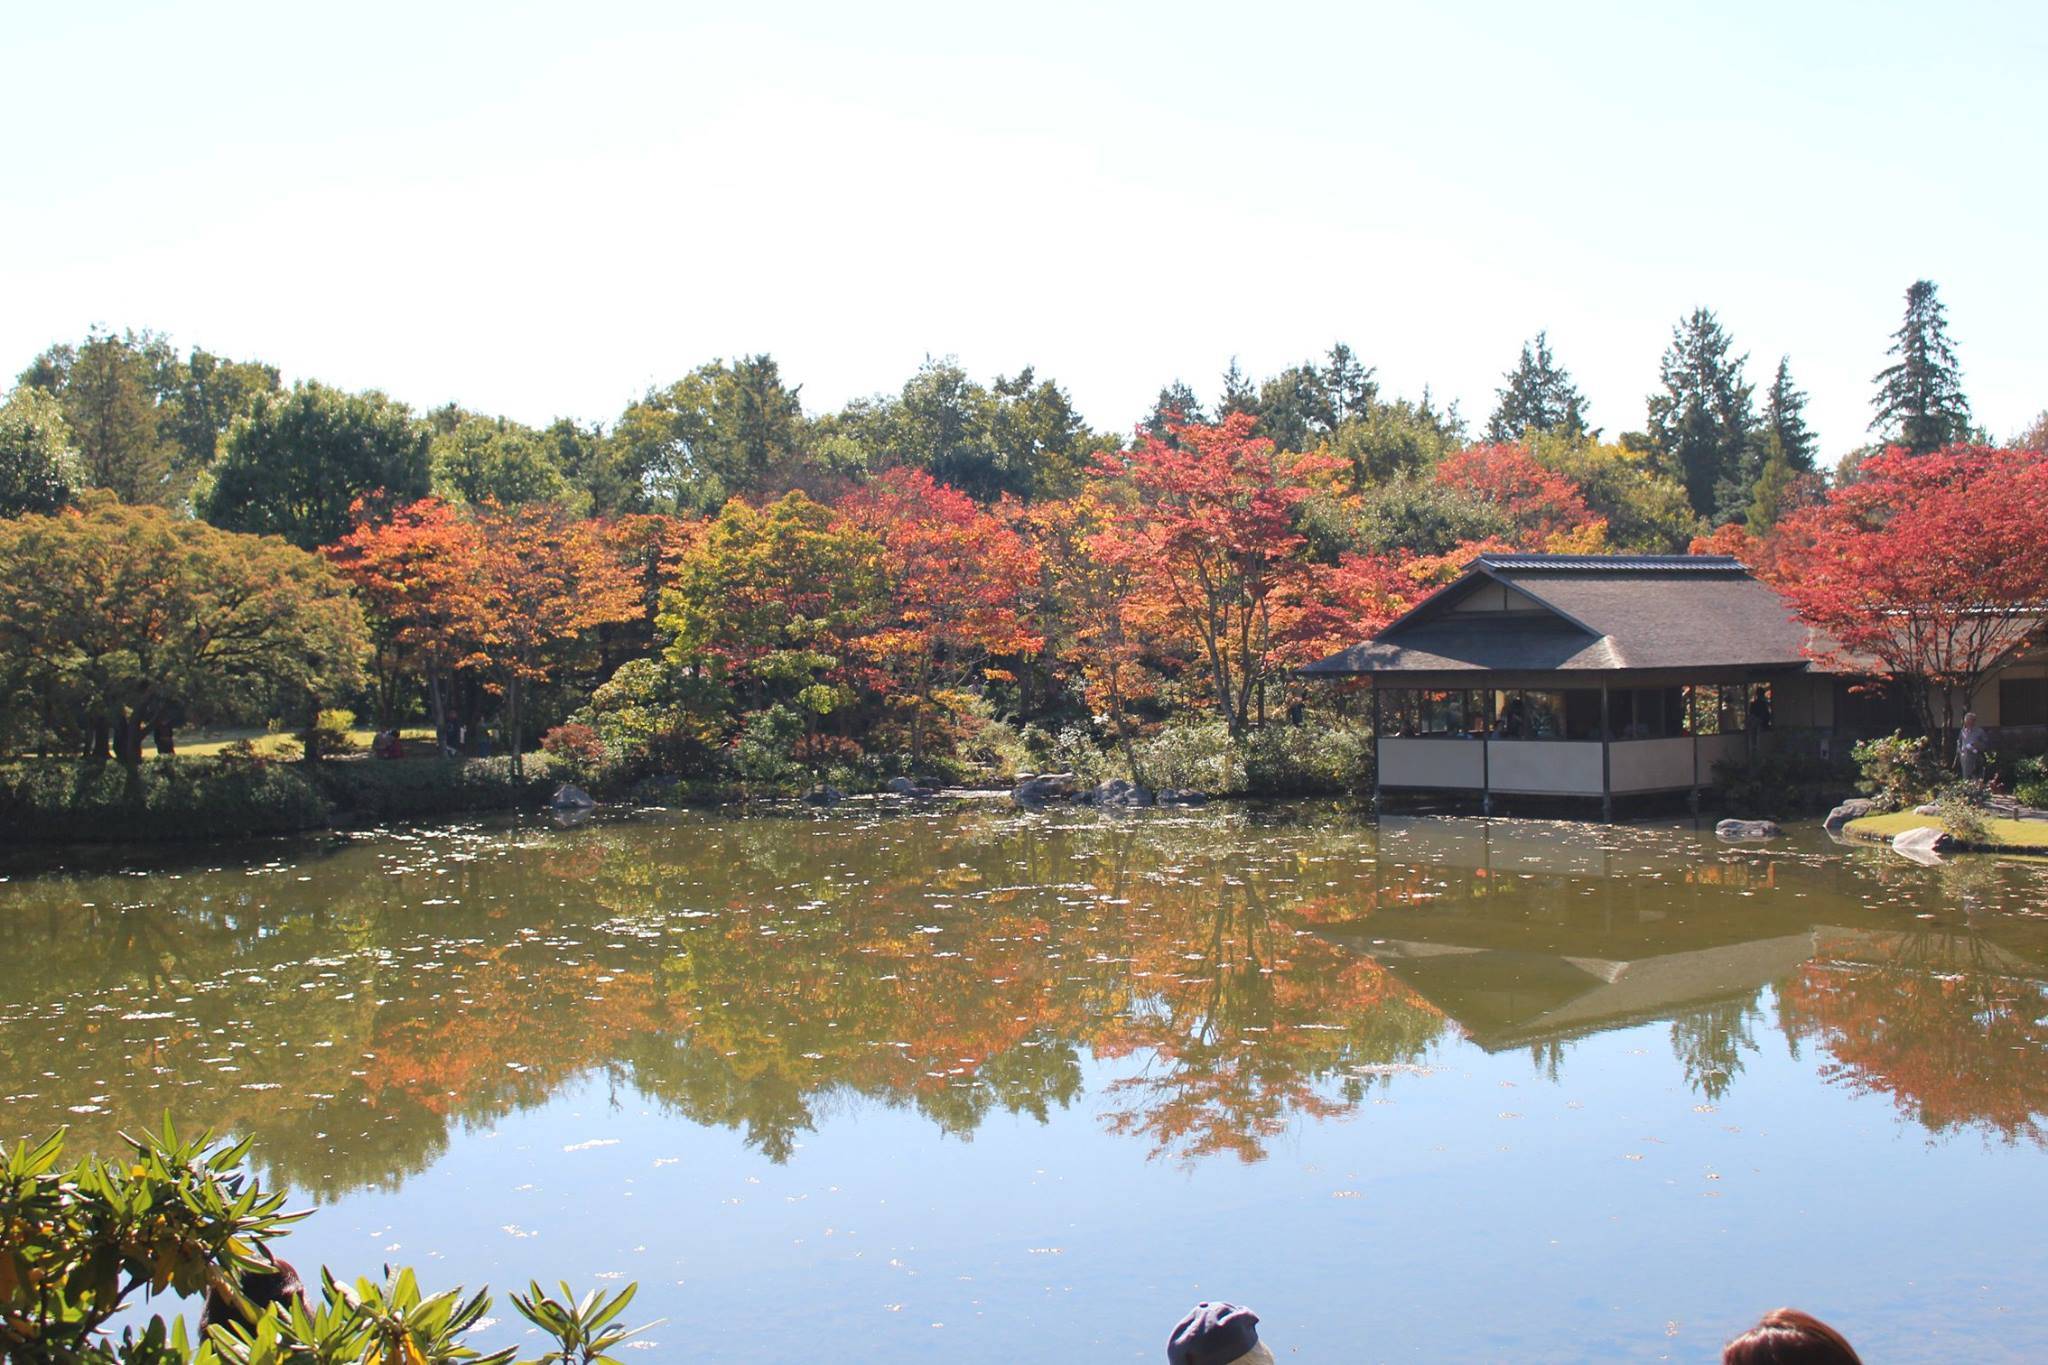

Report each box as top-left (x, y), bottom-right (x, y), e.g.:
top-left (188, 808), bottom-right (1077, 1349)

top-left (1778, 930), bottom-right (2048, 1146)
top-left (4, 810), bottom-right (2047, 1196)
top-left (1668, 998), bottom-right (1762, 1103)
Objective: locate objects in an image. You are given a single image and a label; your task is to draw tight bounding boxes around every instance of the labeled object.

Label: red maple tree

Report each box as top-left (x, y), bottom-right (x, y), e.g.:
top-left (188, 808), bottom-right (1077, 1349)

top-left (1434, 443), bottom-right (1598, 548)
top-left (1774, 444), bottom-right (2048, 754)
top-left (840, 467), bottom-right (1042, 760)
top-left (1094, 414), bottom-right (1346, 733)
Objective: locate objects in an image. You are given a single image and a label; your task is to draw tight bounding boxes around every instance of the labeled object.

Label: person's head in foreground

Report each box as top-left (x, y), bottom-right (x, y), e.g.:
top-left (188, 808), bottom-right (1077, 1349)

top-left (1722, 1307), bottom-right (1862, 1364)
top-left (1167, 1301), bottom-right (1274, 1365)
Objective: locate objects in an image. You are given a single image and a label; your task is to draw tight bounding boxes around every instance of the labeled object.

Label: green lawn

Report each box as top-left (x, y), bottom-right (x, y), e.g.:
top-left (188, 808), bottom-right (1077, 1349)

top-left (165, 726), bottom-right (437, 758)
top-left (1845, 809), bottom-right (2048, 852)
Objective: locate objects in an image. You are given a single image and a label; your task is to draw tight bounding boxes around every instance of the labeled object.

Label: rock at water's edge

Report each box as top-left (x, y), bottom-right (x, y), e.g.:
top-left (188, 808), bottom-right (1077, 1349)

top-left (1823, 798), bottom-right (1878, 832)
top-left (550, 783), bottom-right (596, 810)
top-left (1716, 819), bottom-right (1780, 841)
top-left (1083, 778), bottom-right (1153, 808)
top-left (1890, 825), bottom-right (1954, 865)
top-left (804, 785), bottom-right (847, 806)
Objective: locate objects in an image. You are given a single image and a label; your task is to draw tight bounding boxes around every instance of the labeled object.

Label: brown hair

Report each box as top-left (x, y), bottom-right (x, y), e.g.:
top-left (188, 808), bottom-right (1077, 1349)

top-left (1722, 1308), bottom-right (1862, 1364)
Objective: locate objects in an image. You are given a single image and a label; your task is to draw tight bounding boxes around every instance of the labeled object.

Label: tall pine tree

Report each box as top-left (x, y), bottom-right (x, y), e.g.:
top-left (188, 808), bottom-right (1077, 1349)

top-left (1143, 380), bottom-right (1206, 442)
top-left (1646, 308), bottom-right (1754, 522)
top-left (1486, 331), bottom-right (1589, 442)
top-left (1870, 279), bottom-right (1970, 454)
top-left (1216, 357), bottom-right (1258, 417)
top-left (58, 332), bottom-right (174, 504)
top-left (1759, 357), bottom-right (1816, 472)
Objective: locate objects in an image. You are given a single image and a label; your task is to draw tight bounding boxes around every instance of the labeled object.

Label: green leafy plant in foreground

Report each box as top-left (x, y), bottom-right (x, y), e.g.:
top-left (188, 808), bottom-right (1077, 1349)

top-left (0, 1122), bottom-right (656, 1364)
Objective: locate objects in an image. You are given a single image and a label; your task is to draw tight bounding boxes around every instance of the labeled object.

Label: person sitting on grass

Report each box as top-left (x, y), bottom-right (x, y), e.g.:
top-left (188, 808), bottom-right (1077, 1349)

top-left (1167, 1302), bottom-right (1273, 1365)
top-left (1721, 1307), bottom-right (1862, 1363)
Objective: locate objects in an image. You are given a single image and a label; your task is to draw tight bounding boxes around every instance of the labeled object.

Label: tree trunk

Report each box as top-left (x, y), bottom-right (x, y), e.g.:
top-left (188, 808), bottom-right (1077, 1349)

top-left (152, 716), bottom-right (176, 755)
top-left (507, 673), bottom-right (523, 780)
top-left (426, 668), bottom-right (449, 755)
top-left (301, 692), bottom-right (321, 764)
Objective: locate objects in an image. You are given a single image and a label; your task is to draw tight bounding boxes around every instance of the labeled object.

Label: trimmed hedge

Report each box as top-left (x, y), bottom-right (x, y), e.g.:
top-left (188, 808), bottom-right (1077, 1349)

top-left (0, 754), bottom-right (559, 845)
top-left (308, 754), bottom-right (558, 821)
top-left (0, 758), bottom-right (329, 843)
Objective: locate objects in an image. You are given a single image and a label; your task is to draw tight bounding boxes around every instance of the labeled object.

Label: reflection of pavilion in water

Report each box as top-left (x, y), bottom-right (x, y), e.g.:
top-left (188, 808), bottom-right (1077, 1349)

top-left (1314, 817), bottom-right (2048, 1055)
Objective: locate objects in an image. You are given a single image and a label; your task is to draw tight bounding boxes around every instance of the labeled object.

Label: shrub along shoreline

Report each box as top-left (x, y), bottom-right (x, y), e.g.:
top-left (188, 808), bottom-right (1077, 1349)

top-left (0, 755), bottom-right (562, 845)
top-left (0, 717), bottom-right (1386, 845)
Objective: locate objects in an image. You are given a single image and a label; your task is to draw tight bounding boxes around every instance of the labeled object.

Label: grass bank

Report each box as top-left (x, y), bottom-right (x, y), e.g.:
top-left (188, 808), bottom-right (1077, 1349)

top-left (0, 754), bottom-right (558, 845)
top-left (1843, 809), bottom-right (2048, 855)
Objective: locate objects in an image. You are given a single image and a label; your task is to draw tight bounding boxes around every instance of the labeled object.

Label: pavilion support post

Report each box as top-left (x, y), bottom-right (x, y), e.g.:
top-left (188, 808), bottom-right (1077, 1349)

top-left (1600, 683), bottom-right (1613, 822)
top-left (1690, 687), bottom-right (1703, 814)
top-left (1370, 686), bottom-right (1383, 816)
top-left (1481, 690), bottom-right (1493, 816)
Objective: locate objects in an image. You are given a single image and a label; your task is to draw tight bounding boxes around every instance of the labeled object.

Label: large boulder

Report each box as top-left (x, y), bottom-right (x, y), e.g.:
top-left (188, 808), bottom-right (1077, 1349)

top-left (550, 783), bottom-right (596, 811)
top-left (803, 785), bottom-right (847, 806)
top-left (1082, 778), bottom-right (1153, 808)
top-left (1822, 798), bottom-right (1879, 833)
top-left (1716, 819), bottom-right (1780, 841)
top-left (1011, 773), bottom-right (1077, 807)
top-left (1890, 825), bottom-right (1955, 865)
top-left (885, 776), bottom-right (937, 798)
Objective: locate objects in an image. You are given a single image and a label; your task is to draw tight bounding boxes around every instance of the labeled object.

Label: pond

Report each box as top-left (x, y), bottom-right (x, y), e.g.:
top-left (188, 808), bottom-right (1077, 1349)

top-left (4, 805), bottom-right (2047, 1362)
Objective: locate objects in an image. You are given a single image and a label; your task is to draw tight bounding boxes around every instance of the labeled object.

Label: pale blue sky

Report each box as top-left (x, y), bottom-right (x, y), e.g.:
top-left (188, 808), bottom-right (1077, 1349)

top-left (6, 1), bottom-right (2043, 458)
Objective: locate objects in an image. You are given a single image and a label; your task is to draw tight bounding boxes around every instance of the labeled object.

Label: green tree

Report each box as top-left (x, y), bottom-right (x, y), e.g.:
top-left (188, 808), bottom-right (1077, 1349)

top-left (199, 383), bottom-right (431, 549)
top-left (608, 355), bottom-right (809, 512)
top-left (1759, 356), bottom-right (1817, 471)
top-left (1871, 279), bottom-right (1971, 455)
top-left (1747, 430), bottom-right (1798, 531)
top-left (1143, 379), bottom-right (1207, 442)
top-left (1527, 433), bottom-right (1701, 552)
top-left (1486, 331), bottom-right (1589, 442)
top-left (0, 387), bottom-right (81, 517)
top-left (0, 497), bottom-right (367, 760)
top-left (546, 416), bottom-right (640, 514)
top-left (1327, 395), bottom-right (1459, 488)
top-left (55, 331), bottom-right (175, 504)
top-left (430, 415), bottom-right (577, 508)
top-left (160, 347), bottom-right (280, 476)
top-left (1645, 307), bottom-right (1755, 522)
top-left (987, 366), bottom-right (1095, 499)
top-left (1347, 474), bottom-right (1512, 555)
top-left (2014, 410), bottom-right (2048, 452)
top-left (1216, 356), bottom-right (1258, 417)
top-left (657, 491), bottom-right (884, 728)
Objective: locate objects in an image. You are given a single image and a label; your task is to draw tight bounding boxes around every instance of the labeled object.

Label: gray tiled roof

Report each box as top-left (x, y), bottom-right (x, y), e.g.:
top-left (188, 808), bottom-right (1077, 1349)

top-left (1303, 556), bottom-right (1814, 676)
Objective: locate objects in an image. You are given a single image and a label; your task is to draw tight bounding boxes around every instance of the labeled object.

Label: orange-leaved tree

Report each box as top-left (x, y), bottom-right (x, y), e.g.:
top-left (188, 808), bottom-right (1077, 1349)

top-left (469, 503), bottom-right (642, 778)
top-left (840, 468), bottom-right (1042, 761)
top-left (1025, 490), bottom-right (1157, 769)
top-left (327, 496), bottom-right (490, 735)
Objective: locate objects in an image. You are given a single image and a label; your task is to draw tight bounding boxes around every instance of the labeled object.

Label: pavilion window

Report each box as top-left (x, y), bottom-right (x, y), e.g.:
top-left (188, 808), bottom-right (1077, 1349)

top-left (1381, 688), bottom-right (1489, 737)
top-left (1489, 688), bottom-right (1599, 740)
top-left (1610, 686), bottom-right (1687, 740)
top-left (1686, 684), bottom-right (1751, 735)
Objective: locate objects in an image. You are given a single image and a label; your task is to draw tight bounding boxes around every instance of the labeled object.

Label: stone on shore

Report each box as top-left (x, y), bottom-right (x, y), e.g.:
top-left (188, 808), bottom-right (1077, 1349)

top-left (1082, 778), bottom-right (1153, 808)
top-left (1822, 798), bottom-right (1878, 833)
top-left (550, 783), bottom-right (596, 810)
top-left (885, 776), bottom-right (937, 797)
top-left (804, 785), bottom-right (847, 806)
top-left (1716, 818), bottom-right (1780, 841)
top-left (1011, 773), bottom-right (1078, 807)
top-left (1156, 788), bottom-right (1208, 807)
top-left (1890, 825), bottom-right (1954, 865)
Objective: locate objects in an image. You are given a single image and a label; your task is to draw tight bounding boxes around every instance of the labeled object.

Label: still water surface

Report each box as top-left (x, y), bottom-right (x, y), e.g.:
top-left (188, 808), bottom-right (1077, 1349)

top-left (4, 805), bottom-right (2047, 1361)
